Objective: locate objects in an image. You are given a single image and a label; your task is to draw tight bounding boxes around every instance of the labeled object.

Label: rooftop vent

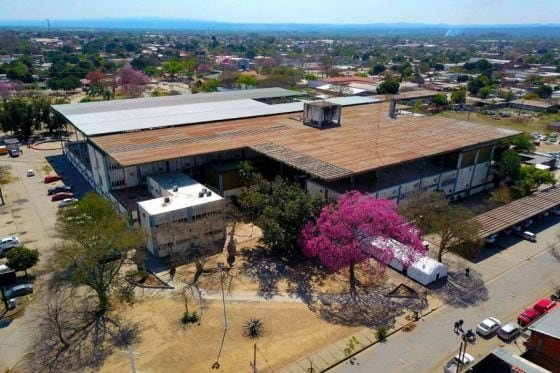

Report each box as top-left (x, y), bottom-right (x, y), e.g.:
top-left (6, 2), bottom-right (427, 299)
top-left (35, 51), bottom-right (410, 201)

top-left (172, 185), bottom-right (179, 192)
top-left (198, 191), bottom-right (205, 198)
top-left (201, 188), bottom-right (207, 193)
top-left (303, 102), bottom-right (341, 129)
top-left (163, 196), bottom-right (170, 203)
top-left (206, 191), bottom-right (212, 197)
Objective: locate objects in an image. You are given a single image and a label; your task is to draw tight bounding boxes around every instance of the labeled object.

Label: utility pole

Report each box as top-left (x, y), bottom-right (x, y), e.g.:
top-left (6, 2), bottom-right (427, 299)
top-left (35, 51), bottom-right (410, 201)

top-left (120, 345), bottom-right (141, 373)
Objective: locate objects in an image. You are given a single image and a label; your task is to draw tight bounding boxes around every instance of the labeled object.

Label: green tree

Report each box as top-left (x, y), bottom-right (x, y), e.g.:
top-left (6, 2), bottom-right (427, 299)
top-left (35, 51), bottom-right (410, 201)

top-left (376, 79), bottom-right (400, 94)
top-left (520, 166), bottom-right (556, 191)
top-left (53, 192), bottom-right (144, 313)
top-left (237, 74), bottom-right (257, 87)
top-left (468, 76), bottom-right (490, 95)
top-left (162, 60), bottom-right (185, 81)
top-left (237, 175), bottom-right (323, 258)
top-left (6, 246), bottom-right (39, 275)
top-left (494, 150), bottom-right (522, 184)
top-left (478, 86), bottom-right (492, 99)
top-left (369, 64), bottom-right (386, 75)
top-left (399, 191), bottom-right (482, 262)
top-left (432, 93), bottom-right (449, 106)
top-left (199, 79), bottom-right (219, 92)
top-left (510, 134), bottom-right (535, 152)
top-left (451, 88), bottom-right (467, 104)
top-left (535, 84), bottom-right (553, 99)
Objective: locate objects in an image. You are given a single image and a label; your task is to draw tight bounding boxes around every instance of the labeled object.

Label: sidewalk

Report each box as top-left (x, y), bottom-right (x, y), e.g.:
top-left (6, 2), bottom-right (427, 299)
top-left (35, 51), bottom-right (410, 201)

top-left (280, 295), bottom-right (440, 373)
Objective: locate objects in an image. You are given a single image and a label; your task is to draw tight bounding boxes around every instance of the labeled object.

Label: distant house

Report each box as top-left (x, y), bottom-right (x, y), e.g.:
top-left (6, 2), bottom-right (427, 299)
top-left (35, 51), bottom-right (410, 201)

top-left (509, 99), bottom-right (559, 113)
top-left (469, 347), bottom-right (550, 373)
top-left (394, 89), bottom-right (440, 105)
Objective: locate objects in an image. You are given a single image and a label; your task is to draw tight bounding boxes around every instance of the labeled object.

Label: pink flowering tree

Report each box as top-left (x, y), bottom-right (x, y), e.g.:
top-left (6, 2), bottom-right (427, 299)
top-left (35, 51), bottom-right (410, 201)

top-left (300, 191), bottom-right (426, 300)
top-left (0, 81), bottom-right (24, 102)
top-left (117, 68), bottom-right (150, 98)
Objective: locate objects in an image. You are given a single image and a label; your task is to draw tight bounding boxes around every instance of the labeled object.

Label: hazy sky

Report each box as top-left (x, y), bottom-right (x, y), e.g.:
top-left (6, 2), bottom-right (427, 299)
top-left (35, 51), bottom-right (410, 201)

top-left (1, 0), bottom-right (559, 24)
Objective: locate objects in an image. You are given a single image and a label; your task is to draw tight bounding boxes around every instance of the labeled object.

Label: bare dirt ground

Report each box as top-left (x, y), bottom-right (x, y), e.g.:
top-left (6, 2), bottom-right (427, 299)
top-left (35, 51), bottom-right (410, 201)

top-left (99, 223), bottom-right (430, 373)
top-left (99, 298), bottom-right (361, 373)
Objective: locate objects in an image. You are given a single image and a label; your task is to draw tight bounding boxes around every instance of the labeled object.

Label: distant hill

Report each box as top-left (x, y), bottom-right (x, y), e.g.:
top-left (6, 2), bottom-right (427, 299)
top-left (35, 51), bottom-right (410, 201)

top-left (1, 17), bottom-right (560, 36)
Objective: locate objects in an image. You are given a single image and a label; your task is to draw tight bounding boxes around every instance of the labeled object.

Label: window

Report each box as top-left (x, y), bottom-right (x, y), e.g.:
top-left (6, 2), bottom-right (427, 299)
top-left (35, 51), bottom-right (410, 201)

top-left (111, 180), bottom-right (125, 187)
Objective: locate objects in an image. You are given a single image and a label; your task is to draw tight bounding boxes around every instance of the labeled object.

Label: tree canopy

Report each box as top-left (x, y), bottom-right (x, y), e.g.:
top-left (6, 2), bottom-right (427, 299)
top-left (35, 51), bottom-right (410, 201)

top-left (237, 174), bottom-right (323, 258)
top-left (301, 191), bottom-right (425, 298)
top-left (6, 246), bottom-right (39, 275)
top-left (398, 191), bottom-right (482, 262)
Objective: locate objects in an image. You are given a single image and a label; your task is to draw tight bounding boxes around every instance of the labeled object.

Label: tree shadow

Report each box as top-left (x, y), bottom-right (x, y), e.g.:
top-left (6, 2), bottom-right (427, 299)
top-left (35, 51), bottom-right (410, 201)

top-left (427, 264), bottom-right (488, 308)
top-left (309, 283), bottom-right (428, 329)
top-left (240, 246), bottom-right (328, 301)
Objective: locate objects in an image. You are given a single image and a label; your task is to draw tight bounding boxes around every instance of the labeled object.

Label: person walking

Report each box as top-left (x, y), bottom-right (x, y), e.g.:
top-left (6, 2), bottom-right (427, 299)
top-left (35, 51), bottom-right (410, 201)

top-left (458, 319), bottom-right (464, 332)
top-left (465, 267), bottom-right (470, 277)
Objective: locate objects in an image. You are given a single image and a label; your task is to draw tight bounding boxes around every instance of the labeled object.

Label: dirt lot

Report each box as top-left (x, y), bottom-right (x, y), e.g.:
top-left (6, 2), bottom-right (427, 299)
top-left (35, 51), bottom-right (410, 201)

top-left (100, 298), bottom-right (361, 373)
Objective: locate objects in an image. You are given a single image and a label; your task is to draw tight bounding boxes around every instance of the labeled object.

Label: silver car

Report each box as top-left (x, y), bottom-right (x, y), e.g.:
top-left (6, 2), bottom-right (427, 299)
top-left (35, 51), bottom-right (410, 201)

top-left (476, 317), bottom-right (501, 336)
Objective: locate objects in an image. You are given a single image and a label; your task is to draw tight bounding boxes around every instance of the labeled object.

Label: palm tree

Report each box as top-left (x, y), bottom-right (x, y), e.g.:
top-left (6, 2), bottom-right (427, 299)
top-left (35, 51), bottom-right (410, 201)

top-left (243, 318), bottom-right (264, 373)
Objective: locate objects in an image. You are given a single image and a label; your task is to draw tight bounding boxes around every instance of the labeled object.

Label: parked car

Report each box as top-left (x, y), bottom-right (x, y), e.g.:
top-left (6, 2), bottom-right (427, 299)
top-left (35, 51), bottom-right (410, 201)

top-left (518, 307), bottom-right (541, 326)
top-left (485, 234), bottom-right (498, 244)
top-left (533, 298), bottom-right (557, 314)
top-left (553, 208), bottom-right (560, 215)
top-left (517, 299), bottom-right (557, 326)
top-left (58, 198), bottom-right (78, 207)
top-left (2, 284), bottom-right (33, 299)
top-left (443, 353), bottom-right (475, 373)
top-left (498, 323), bottom-right (520, 341)
top-left (0, 264), bottom-right (12, 274)
top-left (9, 149), bottom-right (20, 157)
top-left (0, 236), bottom-right (21, 254)
top-left (26, 169), bottom-right (35, 177)
top-left (476, 317), bottom-right (501, 336)
top-left (515, 230), bottom-right (536, 242)
top-left (512, 225), bottom-right (523, 232)
top-left (503, 229), bottom-right (512, 235)
top-left (44, 175), bottom-right (62, 184)
top-left (51, 192), bottom-right (74, 202)
top-left (47, 185), bottom-right (73, 195)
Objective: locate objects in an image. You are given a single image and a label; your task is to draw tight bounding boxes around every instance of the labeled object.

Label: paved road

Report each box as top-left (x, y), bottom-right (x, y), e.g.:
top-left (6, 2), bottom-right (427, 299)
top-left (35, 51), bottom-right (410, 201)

top-left (0, 145), bottom-right (90, 371)
top-left (331, 216), bottom-right (560, 373)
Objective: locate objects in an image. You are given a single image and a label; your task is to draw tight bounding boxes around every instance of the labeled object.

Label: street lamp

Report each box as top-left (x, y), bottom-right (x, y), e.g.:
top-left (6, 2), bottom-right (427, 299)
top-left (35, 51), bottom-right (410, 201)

top-left (212, 262), bottom-right (228, 369)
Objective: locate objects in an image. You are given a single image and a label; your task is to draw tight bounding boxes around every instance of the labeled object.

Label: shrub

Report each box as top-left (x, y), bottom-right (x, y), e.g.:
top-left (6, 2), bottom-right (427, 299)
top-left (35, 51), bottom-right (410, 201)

top-left (181, 311), bottom-right (199, 324)
top-left (376, 325), bottom-right (388, 340)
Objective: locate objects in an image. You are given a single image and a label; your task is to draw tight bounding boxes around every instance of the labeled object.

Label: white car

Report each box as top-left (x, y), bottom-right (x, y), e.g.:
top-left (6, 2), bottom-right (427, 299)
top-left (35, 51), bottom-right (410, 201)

top-left (498, 322), bottom-right (520, 341)
top-left (484, 234), bottom-right (498, 244)
top-left (58, 198), bottom-right (78, 208)
top-left (476, 317), bottom-right (501, 336)
top-left (443, 353), bottom-right (475, 373)
top-left (0, 236), bottom-right (21, 253)
top-left (26, 169), bottom-right (35, 177)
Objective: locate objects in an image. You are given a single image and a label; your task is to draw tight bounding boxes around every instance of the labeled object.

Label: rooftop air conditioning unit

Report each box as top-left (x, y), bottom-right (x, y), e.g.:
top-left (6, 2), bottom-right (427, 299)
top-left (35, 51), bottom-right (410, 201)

top-left (201, 188), bottom-right (207, 193)
top-left (198, 191), bottom-right (205, 198)
top-left (163, 197), bottom-right (170, 203)
top-left (303, 102), bottom-right (341, 129)
top-left (206, 191), bottom-right (212, 197)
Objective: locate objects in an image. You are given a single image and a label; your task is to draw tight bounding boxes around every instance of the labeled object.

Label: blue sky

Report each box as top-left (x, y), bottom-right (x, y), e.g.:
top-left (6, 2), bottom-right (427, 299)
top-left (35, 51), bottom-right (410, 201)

top-left (1, 0), bottom-right (559, 24)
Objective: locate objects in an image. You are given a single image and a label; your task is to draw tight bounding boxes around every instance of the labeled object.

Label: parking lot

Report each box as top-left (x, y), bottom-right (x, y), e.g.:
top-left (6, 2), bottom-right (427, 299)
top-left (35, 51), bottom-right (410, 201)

top-left (0, 144), bottom-right (91, 371)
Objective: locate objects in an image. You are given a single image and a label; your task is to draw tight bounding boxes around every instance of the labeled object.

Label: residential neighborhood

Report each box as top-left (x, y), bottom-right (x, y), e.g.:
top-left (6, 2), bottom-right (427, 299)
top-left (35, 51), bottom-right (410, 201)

top-left (1, 1), bottom-right (560, 373)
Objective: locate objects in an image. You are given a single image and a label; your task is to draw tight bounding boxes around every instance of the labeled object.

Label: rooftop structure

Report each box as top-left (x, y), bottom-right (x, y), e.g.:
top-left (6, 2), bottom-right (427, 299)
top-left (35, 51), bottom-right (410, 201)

top-left (91, 102), bottom-right (517, 180)
top-left (138, 173), bottom-right (223, 216)
top-left (394, 89), bottom-right (440, 101)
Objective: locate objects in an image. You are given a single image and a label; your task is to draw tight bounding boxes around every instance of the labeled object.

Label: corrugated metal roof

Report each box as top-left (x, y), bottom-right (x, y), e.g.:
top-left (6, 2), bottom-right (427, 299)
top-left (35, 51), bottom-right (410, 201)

top-left (91, 103), bottom-right (518, 180)
top-left (528, 308), bottom-right (560, 339)
top-left (52, 88), bottom-right (306, 136)
top-left (473, 186), bottom-right (560, 237)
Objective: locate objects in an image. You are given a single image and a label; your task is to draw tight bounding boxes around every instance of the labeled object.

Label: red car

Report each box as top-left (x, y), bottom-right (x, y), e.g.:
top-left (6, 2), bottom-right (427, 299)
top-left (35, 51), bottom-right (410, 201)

top-left (51, 192), bottom-right (74, 201)
top-left (44, 175), bottom-right (62, 184)
top-left (518, 308), bottom-right (540, 326)
top-left (517, 299), bottom-right (558, 326)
